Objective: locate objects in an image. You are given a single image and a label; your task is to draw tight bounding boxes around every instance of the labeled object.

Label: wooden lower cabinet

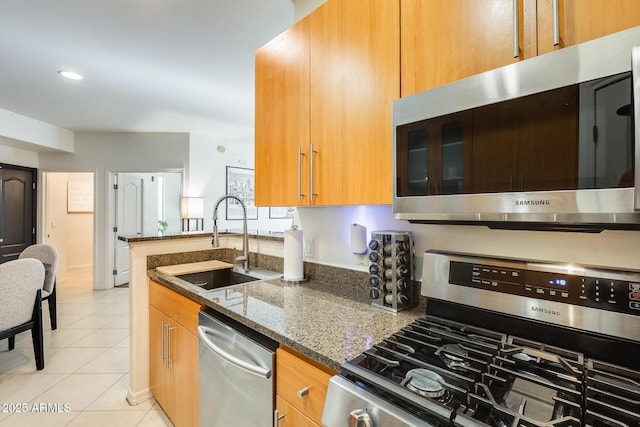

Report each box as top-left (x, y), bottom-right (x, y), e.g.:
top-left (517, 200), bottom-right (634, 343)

top-left (149, 280), bottom-right (201, 427)
top-left (275, 347), bottom-right (335, 427)
top-left (276, 396), bottom-right (318, 427)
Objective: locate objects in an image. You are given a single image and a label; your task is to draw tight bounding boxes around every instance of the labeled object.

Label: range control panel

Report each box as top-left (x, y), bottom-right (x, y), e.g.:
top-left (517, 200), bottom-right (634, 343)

top-left (449, 261), bottom-right (640, 316)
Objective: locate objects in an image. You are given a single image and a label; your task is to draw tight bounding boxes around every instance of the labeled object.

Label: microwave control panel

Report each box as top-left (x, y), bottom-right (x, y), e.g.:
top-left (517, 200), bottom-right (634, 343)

top-left (448, 261), bottom-right (640, 316)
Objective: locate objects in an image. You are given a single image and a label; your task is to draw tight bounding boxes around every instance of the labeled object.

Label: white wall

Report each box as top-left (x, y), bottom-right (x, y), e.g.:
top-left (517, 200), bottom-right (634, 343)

top-left (293, 0), bottom-right (326, 21)
top-left (0, 144), bottom-right (39, 168)
top-left (297, 205), bottom-right (640, 280)
top-left (188, 133), bottom-right (295, 233)
top-left (0, 108), bottom-right (73, 153)
top-left (39, 132), bottom-right (190, 289)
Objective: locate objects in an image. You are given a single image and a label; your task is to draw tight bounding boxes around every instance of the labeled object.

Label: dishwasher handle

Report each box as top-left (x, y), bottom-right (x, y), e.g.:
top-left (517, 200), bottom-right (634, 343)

top-left (198, 325), bottom-right (272, 379)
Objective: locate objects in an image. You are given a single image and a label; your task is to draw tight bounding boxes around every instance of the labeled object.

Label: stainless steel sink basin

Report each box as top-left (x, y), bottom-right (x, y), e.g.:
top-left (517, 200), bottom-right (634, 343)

top-left (176, 267), bottom-right (282, 291)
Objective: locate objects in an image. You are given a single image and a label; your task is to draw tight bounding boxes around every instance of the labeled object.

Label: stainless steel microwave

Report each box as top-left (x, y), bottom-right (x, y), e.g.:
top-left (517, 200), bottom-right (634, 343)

top-left (393, 26), bottom-right (640, 231)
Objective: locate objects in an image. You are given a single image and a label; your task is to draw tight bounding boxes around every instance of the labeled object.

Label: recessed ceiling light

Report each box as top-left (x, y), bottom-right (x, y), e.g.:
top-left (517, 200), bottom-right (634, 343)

top-left (58, 69), bottom-right (83, 80)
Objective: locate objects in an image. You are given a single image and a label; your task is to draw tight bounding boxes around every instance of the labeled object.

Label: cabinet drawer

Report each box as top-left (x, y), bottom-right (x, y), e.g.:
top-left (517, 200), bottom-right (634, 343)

top-left (276, 395), bottom-right (318, 427)
top-left (276, 348), bottom-right (333, 425)
top-left (149, 280), bottom-right (201, 332)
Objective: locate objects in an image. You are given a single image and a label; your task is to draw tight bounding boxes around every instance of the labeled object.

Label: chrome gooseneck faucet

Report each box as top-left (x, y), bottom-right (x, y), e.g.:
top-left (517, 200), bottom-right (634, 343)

top-left (212, 194), bottom-right (249, 271)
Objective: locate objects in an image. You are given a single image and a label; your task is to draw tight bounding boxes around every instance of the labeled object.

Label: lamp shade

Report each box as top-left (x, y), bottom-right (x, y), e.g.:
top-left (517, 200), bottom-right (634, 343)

top-left (181, 197), bottom-right (204, 219)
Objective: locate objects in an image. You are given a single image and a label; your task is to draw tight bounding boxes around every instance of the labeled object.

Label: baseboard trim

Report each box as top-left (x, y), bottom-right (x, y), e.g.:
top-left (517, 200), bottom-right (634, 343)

top-left (126, 387), bottom-right (153, 406)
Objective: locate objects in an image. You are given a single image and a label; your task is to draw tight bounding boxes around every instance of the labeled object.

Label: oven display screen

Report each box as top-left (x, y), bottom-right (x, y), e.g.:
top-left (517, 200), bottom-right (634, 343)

top-left (527, 271), bottom-right (576, 289)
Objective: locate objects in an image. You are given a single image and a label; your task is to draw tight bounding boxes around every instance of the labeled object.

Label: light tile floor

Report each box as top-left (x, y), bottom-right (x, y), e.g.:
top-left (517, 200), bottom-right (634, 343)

top-left (0, 268), bottom-right (173, 427)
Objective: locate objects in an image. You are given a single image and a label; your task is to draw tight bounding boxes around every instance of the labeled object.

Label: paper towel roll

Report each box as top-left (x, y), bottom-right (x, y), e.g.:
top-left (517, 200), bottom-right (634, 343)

top-left (350, 223), bottom-right (367, 254)
top-left (283, 227), bottom-right (304, 281)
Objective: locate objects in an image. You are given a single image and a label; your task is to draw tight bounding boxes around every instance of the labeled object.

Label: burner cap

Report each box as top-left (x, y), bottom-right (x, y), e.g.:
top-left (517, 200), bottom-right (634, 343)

top-left (440, 344), bottom-right (471, 371)
top-left (405, 368), bottom-right (445, 398)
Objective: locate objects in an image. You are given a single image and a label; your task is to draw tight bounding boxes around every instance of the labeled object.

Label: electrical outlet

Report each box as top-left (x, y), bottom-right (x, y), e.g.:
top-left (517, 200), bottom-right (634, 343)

top-left (304, 238), bottom-right (314, 257)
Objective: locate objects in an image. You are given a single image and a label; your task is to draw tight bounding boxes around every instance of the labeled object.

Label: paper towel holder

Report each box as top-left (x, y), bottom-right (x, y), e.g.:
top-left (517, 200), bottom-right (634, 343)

top-left (281, 225), bottom-right (309, 284)
top-left (281, 277), bottom-right (309, 284)
top-left (351, 223), bottom-right (368, 254)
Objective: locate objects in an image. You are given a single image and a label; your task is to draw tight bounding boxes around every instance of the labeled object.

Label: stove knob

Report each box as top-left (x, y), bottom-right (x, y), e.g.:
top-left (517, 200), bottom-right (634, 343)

top-left (369, 288), bottom-right (380, 300)
top-left (349, 409), bottom-right (372, 427)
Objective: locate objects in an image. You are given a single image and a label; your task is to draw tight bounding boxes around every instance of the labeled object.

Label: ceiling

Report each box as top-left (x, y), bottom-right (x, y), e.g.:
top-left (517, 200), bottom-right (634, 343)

top-left (0, 0), bottom-right (295, 142)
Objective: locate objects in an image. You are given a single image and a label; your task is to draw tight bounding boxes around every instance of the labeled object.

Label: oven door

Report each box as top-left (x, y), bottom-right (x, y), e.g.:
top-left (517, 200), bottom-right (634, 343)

top-left (322, 376), bottom-right (434, 427)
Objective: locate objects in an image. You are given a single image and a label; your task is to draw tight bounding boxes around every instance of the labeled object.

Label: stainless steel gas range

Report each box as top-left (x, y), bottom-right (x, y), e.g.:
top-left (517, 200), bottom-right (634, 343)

top-left (322, 251), bottom-right (640, 426)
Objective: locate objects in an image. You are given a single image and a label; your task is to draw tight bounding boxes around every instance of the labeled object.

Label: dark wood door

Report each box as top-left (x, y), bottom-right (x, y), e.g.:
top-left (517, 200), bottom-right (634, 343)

top-left (0, 164), bottom-right (36, 263)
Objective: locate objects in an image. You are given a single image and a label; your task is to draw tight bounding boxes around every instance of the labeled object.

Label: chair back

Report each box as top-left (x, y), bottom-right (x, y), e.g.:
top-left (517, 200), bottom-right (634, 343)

top-left (19, 244), bottom-right (58, 293)
top-left (0, 258), bottom-right (45, 330)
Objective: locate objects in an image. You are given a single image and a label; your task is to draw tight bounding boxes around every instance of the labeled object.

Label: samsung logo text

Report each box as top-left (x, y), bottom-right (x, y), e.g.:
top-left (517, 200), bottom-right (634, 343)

top-left (531, 306), bottom-right (560, 316)
top-left (516, 200), bottom-right (551, 206)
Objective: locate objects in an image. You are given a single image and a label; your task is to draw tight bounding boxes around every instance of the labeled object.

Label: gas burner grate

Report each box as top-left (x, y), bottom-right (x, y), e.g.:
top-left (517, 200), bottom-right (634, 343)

top-left (585, 360), bottom-right (640, 427)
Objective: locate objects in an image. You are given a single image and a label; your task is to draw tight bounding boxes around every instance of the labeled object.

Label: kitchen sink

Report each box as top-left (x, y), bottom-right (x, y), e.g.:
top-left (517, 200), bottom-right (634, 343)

top-left (176, 267), bottom-right (282, 291)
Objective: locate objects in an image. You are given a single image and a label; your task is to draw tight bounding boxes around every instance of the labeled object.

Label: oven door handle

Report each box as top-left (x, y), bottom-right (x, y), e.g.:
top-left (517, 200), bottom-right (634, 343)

top-left (197, 325), bottom-right (272, 379)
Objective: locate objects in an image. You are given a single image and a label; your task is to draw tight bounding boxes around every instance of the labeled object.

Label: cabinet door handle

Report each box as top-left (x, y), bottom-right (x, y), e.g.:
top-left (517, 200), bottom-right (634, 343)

top-left (297, 146), bottom-right (305, 202)
top-left (297, 386), bottom-right (309, 398)
top-left (552, 0), bottom-right (560, 46)
top-left (512, 0), bottom-right (519, 58)
top-left (167, 325), bottom-right (176, 366)
top-left (309, 144), bottom-right (318, 202)
top-left (161, 321), bottom-right (167, 367)
top-left (274, 409), bottom-right (285, 426)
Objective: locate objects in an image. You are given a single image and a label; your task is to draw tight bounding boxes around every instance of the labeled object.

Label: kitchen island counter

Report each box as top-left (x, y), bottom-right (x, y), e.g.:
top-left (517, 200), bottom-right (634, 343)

top-left (118, 229), bottom-right (284, 244)
top-left (149, 269), bottom-right (423, 371)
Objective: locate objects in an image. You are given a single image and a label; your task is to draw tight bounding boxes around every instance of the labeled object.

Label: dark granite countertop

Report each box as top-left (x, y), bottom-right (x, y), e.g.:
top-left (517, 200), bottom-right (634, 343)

top-left (148, 269), bottom-right (424, 372)
top-left (119, 229), bottom-right (285, 243)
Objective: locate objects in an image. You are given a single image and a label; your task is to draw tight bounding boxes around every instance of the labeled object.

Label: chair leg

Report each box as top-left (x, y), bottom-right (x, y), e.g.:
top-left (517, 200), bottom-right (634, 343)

top-left (48, 282), bottom-right (57, 330)
top-left (8, 335), bottom-right (15, 350)
top-left (31, 292), bottom-right (44, 370)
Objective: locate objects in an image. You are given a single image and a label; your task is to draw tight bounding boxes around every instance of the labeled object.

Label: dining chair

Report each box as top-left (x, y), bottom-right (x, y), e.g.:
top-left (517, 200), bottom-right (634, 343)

top-left (19, 244), bottom-right (59, 330)
top-left (0, 258), bottom-right (45, 370)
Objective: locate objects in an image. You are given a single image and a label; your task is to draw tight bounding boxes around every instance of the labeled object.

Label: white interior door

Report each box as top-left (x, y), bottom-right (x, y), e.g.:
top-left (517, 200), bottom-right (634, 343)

top-left (114, 173), bottom-right (143, 286)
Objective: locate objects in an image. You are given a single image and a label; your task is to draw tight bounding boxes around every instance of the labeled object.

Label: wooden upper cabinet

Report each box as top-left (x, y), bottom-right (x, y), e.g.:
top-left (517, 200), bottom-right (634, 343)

top-left (310, 0), bottom-right (400, 205)
top-left (401, 0), bottom-right (537, 96)
top-left (401, 0), bottom-right (640, 97)
top-left (255, 0), bottom-right (400, 206)
top-left (255, 17), bottom-right (311, 207)
top-left (537, 0), bottom-right (640, 55)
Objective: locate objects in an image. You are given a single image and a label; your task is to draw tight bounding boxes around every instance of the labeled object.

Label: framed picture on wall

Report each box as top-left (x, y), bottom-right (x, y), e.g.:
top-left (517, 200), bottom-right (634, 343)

top-left (269, 206), bottom-right (294, 219)
top-left (67, 180), bottom-right (94, 213)
top-left (226, 166), bottom-right (258, 220)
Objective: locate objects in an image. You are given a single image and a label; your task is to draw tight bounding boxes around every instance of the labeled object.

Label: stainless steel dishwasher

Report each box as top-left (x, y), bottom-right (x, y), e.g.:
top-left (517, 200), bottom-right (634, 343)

top-left (198, 309), bottom-right (277, 427)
